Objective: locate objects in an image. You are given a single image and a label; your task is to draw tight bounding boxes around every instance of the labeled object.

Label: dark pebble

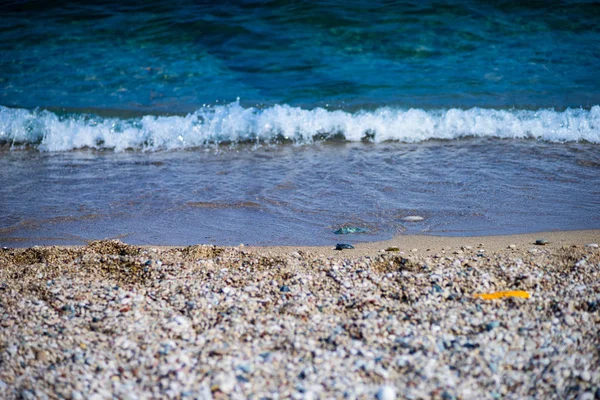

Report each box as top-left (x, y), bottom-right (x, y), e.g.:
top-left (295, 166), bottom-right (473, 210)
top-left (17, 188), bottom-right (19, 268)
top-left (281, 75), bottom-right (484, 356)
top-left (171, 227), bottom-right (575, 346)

top-left (335, 243), bottom-right (355, 250)
top-left (280, 285), bottom-right (291, 293)
top-left (535, 238), bottom-right (549, 245)
top-left (442, 391), bottom-right (456, 400)
top-left (485, 321), bottom-right (500, 331)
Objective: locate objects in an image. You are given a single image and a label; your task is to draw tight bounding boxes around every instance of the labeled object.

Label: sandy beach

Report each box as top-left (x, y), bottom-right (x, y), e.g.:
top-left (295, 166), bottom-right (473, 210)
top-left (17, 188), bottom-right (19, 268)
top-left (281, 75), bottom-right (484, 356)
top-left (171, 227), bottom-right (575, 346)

top-left (1, 230), bottom-right (599, 399)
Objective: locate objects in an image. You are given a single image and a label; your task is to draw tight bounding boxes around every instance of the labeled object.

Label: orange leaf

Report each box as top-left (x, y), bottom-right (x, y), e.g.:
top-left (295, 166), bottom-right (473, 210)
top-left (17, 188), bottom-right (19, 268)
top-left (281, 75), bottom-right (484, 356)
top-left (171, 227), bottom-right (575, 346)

top-left (474, 290), bottom-right (530, 300)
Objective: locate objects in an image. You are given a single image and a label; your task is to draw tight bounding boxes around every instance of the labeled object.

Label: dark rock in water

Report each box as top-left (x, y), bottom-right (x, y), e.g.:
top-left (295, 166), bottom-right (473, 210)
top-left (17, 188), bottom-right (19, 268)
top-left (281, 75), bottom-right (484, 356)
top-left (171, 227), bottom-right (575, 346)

top-left (335, 243), bottom-right (355, 250)
top-left (334, 227), bottom-right (368, 235)
top-left (535, 238), bottom-right (549, 245)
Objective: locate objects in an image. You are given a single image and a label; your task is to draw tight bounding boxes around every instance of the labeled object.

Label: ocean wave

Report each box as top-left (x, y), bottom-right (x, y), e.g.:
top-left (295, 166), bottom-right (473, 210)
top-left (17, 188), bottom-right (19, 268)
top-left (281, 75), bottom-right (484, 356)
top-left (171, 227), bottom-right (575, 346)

top-left (1, 102), bottom-right (599, 151)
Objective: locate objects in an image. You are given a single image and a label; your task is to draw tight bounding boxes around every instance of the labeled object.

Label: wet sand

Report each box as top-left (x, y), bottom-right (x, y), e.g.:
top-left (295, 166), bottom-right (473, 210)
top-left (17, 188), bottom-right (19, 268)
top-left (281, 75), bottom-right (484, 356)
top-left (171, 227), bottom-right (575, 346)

top-left (1, 230), bottom-right (599, 399)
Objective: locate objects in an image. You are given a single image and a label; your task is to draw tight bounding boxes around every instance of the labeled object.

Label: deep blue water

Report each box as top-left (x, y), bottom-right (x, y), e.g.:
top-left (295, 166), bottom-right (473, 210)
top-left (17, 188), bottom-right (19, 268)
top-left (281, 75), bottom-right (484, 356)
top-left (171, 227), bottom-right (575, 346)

top-left (2, 0), bottom-right (600, 112)
top-left (1, 1), bottom-right (599, 245)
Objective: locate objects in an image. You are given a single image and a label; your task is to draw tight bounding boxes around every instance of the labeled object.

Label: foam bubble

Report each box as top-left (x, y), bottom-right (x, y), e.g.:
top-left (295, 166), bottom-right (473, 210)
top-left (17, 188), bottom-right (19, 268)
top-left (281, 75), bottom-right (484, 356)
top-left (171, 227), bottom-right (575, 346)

top-left (1, 102), bottom-right (599, 152)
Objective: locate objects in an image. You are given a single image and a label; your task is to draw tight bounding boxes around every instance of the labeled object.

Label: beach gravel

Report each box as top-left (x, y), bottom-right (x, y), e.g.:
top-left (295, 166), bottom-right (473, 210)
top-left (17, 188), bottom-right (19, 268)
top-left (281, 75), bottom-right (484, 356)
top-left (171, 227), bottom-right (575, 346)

top-left (0, 239), bottom-right (599, 399)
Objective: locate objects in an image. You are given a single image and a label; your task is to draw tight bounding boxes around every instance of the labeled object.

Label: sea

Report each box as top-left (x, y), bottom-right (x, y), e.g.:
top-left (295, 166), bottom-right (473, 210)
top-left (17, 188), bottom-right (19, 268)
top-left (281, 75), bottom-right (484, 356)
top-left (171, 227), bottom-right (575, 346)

top-left (1, 1), bottom-right (599, 246)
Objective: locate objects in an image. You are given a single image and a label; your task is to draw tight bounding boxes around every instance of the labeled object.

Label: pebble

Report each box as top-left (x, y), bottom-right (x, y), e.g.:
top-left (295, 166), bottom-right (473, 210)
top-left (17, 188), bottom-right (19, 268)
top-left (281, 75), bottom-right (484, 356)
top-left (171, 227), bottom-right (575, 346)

top-left (71, 390), bottom-right (84, 400)
top-left (484, 321), bottom-right (500, 331)
top-left (535, 239), bottom-right (549, 245)
top-left (212, 373), bottom-right (235, 394)
top-left (334, 227), bottom-right (368, 235)
top-left (564, 315), bottom-right (576, 326)
top-left (585, 243), bottom-right (599, 248)
top-left (385, 247), bottom-right (400, 252)
top-left (580, 370), bottom-right (591, 382)
top-left (335, 243), bottom-right (355, 250)
top-left (508, 244), bottom-right (517, 249)
top-left (401, 216), bottom-right (424, 222)
top-left (0, 239), bottom-right (597, 399)
top-left (376, 385), bottom-right (396, 400)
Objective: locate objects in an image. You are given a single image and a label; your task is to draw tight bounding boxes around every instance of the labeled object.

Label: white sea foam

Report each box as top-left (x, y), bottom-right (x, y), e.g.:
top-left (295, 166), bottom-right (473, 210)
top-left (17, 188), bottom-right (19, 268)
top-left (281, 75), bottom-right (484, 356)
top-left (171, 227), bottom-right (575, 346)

top-left (1, 103), bottom-right (599, 151)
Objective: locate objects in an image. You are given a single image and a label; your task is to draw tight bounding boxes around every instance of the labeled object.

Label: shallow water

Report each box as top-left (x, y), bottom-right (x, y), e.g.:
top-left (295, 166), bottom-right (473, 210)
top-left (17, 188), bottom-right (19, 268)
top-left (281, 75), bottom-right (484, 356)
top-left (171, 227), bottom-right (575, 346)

top-left (2, 139), bottom-right (599, 246)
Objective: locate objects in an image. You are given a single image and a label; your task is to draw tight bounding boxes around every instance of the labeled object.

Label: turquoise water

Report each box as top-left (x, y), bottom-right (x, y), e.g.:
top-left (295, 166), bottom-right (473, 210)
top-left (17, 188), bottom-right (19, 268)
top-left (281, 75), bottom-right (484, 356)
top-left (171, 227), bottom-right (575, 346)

top-left (2, 1), bottom-right (599, 111)
top-left (1, 1), bottom-right (599, 245)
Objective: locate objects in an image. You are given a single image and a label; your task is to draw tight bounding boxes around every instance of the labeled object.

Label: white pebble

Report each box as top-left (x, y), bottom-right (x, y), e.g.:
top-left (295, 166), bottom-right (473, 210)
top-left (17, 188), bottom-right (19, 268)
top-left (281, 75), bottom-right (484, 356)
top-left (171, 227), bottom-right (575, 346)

top-left (402, 216), bottom-right (424, 222)
top-left (585, 243), bottom-right (598, 248)
top-left (564, 315), bottom-right (575, 326)
top-left (213, 373), bottom-right (235, 394)
top-left (376, 385), bottom-right (396, 400)
top-left (580, 370), bottom-right (591, 382)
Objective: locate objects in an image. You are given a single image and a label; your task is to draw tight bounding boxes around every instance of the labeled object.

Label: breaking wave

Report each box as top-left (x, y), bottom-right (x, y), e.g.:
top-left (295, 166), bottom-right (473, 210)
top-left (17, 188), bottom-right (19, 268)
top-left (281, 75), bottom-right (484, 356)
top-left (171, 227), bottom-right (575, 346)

top-left (1, 102), bottom-right (599, 152)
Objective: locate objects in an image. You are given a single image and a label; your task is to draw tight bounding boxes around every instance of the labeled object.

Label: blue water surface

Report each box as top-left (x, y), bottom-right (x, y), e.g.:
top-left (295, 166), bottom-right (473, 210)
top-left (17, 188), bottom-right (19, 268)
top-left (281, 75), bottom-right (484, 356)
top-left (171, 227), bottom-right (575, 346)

top-left (2, 0), bottom-right (599, 112)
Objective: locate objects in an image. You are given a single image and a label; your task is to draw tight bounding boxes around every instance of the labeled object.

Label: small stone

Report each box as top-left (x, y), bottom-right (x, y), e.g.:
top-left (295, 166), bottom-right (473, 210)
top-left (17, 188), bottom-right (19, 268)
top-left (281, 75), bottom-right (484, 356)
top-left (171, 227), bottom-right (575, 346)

top-left (578, 392), bottom-right (594, 400)
top-left (280, 285), bottom-right (291, 293)
top-left (1, 320), bottom-right (14, 328)
top-left (212, 373), bottom-right (235, 394)
top-left (441, 392), bottom-right (456, 400)
top-left (484, 321), bottom-right (500, 331)
top-left (35, 350), bottom-right (48, 361)
top-left (385, 247), bottom-right (400, 252)
top-left (410, 248), bottom-right (418, 252)
top-left (71, 390), bottom-right (84, 400)
top-left (585, 243), bottom-right (599, 248)
top-left (575, 259), bottom-right (587, 267)
top-left (376, 385), bottom-right (396, 400)
top-left (508, 244), bottom-right (517, 249)
top-left (402, 216), bottom-right (424, 222)
top-left (20, 390), bottom-right (36, 400)
top-left (564, 314), bottom-right (575, 326)
top-left (334, 227), bottom-right (368, 235)
top-left (580, 370), bottom-right (591, 382)
top-left (535, 239), bottom-right (549, 245)
top-left (335, 243), bottom-right (355, 250)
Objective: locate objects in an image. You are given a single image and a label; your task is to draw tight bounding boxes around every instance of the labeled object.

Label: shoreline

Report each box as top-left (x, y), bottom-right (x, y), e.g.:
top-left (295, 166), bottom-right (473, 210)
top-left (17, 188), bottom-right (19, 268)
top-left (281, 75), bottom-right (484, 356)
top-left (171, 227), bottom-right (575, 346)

top-left (4, 229), bottom-right (598, 256)
top-left (245, 229), bottom-right (600, 258)
top-left (1, 229), bottom-right (598, 398)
